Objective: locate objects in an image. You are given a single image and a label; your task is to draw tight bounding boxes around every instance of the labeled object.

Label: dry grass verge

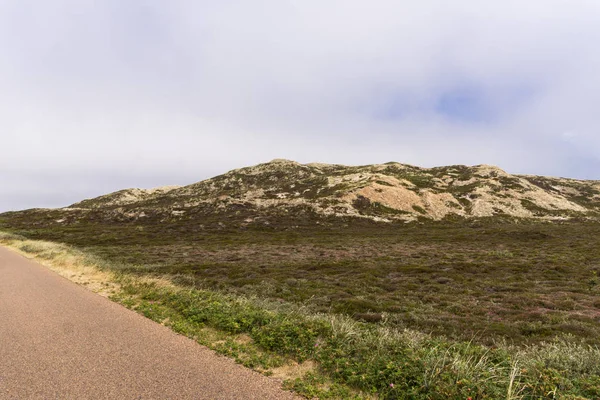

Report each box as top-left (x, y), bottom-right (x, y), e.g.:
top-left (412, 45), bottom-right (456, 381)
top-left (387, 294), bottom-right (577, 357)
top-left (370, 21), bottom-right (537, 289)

top-left (0, 231), bottom-right (119, 297)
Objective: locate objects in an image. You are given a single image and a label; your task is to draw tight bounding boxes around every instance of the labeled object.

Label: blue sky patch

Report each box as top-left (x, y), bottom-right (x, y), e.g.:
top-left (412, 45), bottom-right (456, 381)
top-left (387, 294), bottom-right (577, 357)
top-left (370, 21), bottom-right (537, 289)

top-left (435, 87), bottom-right (491, 123)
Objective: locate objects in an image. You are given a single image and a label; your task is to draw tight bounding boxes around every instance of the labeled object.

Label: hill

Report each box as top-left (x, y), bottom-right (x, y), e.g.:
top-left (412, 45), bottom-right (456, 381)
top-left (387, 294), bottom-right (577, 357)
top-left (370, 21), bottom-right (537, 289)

top-left (4, 159), bottom-right (600, 229)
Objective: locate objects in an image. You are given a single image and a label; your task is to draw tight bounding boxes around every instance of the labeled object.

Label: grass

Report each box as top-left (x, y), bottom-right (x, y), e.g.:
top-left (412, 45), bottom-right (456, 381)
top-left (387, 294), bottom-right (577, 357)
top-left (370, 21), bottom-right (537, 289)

top-left (1, 214), bottom-right (600, 398)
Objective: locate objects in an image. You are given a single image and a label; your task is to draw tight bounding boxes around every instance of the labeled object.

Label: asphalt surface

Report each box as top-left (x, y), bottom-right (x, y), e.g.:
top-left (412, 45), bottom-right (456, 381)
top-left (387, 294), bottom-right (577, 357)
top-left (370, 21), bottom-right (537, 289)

top-left (0, 246), bottom-right (299, 399)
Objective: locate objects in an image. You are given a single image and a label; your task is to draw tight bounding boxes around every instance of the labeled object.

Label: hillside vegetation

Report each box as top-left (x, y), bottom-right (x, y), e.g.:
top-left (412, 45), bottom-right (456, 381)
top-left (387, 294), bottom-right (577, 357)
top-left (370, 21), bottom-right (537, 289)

top-left (4, 159), bottom-right (599, 227)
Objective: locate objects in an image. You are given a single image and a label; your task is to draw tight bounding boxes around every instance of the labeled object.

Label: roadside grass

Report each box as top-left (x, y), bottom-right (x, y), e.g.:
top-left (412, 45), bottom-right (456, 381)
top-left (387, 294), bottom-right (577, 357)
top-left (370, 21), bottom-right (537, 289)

top-left (0, 231), bottom-right (120, 296)
top-left (2, 231), bottom-right (599, 399)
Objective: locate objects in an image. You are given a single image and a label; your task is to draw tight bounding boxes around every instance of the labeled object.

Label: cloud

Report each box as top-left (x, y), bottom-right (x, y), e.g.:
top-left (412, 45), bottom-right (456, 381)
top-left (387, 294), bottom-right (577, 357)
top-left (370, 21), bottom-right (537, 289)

top-left (1, 1), bottom-right (600, 211)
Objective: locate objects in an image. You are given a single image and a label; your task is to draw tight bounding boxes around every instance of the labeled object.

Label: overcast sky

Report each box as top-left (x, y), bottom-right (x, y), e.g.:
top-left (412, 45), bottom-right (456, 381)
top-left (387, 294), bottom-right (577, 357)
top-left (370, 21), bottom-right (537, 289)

top-left (1, 1), bottom-right (600, 211)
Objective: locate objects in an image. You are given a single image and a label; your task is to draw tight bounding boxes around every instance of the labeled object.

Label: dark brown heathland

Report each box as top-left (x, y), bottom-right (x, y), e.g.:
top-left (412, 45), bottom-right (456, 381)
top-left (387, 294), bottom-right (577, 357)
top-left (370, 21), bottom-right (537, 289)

top-left (0, 247), bottom-right (298, 399)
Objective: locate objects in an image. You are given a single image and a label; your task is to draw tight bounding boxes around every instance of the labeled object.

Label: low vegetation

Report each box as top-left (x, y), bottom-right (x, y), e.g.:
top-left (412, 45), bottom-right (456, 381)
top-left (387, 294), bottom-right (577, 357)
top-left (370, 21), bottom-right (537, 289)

top-left (1, 221), bottom-right (600, 399)
top-left (4, 218), bottom-right (600, 346)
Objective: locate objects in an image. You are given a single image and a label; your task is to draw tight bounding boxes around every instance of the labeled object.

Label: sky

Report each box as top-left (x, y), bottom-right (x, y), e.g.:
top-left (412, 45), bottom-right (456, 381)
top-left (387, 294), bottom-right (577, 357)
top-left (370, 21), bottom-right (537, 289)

top-left (1, 1), bottom-right (600, 211)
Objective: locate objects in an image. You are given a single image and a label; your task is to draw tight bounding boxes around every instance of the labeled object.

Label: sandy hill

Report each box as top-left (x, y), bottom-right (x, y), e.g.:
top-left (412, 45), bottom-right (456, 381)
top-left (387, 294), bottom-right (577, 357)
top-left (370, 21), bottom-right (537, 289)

top-left (3, 159), bottom-right (600, 227)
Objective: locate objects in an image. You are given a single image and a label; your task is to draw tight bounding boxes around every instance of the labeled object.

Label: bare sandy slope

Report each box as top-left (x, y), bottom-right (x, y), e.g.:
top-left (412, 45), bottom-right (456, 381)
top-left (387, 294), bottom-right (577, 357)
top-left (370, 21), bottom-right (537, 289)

top-left (0, 247), bottom-right (298, 400)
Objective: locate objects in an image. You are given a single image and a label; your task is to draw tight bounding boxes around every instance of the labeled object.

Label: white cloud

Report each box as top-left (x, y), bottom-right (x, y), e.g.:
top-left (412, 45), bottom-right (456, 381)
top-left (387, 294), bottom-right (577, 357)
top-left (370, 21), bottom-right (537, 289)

top-left (1, 1), bottom-right (600, 210)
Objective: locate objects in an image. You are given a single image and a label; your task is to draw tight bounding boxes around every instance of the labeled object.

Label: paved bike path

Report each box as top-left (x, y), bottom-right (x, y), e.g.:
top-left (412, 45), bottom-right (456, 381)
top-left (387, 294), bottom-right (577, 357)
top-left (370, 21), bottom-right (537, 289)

top-left (0, 247), bottom-right (297, 399)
